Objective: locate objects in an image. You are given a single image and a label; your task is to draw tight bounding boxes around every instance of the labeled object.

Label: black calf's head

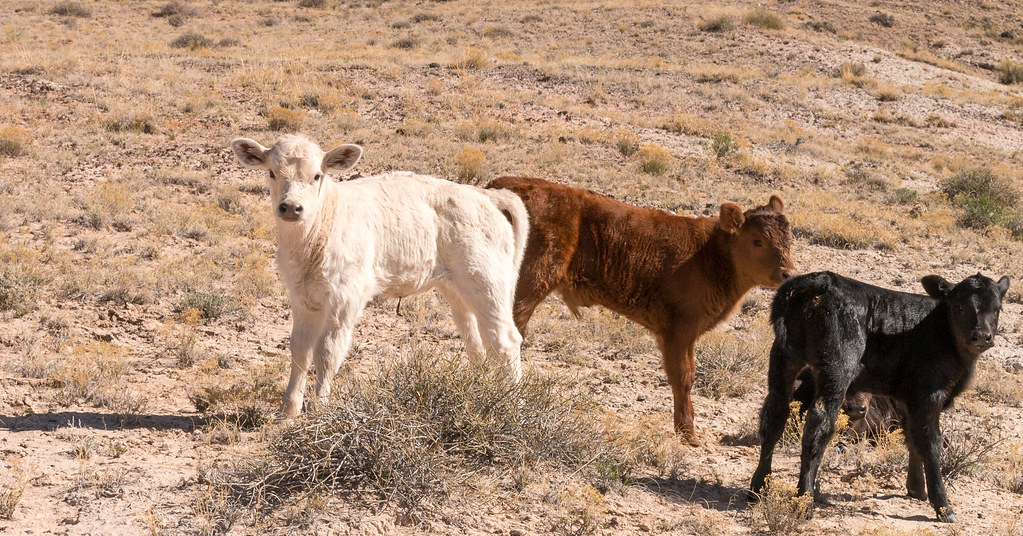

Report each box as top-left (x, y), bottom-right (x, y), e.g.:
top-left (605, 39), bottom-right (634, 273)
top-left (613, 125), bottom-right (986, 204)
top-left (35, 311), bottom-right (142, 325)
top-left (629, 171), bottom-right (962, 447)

top-left (922, 273), bottom-right (1011, 353)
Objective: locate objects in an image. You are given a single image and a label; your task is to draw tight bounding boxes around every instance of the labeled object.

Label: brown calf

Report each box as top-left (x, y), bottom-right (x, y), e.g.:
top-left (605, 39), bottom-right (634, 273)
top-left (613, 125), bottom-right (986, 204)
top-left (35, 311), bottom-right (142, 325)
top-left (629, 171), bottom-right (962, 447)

top-left (486, 177), bottom-right (797, 444)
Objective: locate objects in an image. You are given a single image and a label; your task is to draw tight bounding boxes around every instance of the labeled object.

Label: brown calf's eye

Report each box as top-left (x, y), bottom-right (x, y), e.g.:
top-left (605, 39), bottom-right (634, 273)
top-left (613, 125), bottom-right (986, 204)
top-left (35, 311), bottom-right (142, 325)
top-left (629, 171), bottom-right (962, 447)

top-left (754, 239), bottom-right (763, 247)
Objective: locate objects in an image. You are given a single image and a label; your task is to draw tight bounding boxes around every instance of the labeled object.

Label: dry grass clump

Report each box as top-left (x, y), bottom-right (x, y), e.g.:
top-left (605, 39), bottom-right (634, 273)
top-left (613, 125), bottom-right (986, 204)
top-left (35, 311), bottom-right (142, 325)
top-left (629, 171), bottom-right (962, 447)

top-left (222, 350), bottom-right (625, 518)
top-left (694, 325), bottom-right (769, 398)
top-left (265, 106), bottom-right (305, 132)
top-left (749, 475), bottom-right (811, 534)
top-left (0, 458), bottom-right (30, 520)
top-left (698, 15), bottom-right (734, 33)
top-left (872, 82), bottom-right (901, 101)
top-left (104, 112), bottom-right (157, 134)
top-left (613, 129), bottom-right (639, 157)
top-left (451, 47), bottom-right (488, 70)
top-left (297, 0), bottom-right (327, 8)
top-left (636, 144), bottom-right (674, 175)
top-left (0, 126), bottom-right (31, 157)
top-left (743, 7), bottom-right (783, 30)
top-left (973, 361), bottom-right (1023, 405)
top-left (455, 147), bottom-right (485, 183)
top-left (940, 166), bottom-right (1023, 235)
top-left (793, 210), bottom-right (898, 250)
top-left (999, 59), bottom-right (1023, 85)
top-left (0, 267), bottom-right (46, 318)
top-left (50, 341), bottom-right (141, 413)
top-left (51, 1), bottom-right (91, 18)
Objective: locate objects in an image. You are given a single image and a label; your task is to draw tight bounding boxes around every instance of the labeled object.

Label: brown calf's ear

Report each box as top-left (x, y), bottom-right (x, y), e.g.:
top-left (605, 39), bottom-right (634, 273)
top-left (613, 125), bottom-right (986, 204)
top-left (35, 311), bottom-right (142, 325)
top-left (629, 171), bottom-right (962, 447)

top-left (768, 194), bottom-right (785, 213)
top-left (921, 275), bottom-right (952, 298)
top-left (323, 144), bottom-right (363, 173)
top-left (719, 202), bottom-right (745, 234)
top-left (997, 276), bottom-right (1011, 299)
top-left (231, 138), bottom-right (269, 169)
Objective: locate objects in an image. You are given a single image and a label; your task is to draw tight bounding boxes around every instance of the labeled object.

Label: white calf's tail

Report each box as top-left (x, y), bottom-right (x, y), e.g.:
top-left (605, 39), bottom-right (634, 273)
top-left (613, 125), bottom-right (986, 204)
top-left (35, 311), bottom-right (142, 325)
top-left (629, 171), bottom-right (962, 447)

top-left (483, 188), bottom-right (529, 273)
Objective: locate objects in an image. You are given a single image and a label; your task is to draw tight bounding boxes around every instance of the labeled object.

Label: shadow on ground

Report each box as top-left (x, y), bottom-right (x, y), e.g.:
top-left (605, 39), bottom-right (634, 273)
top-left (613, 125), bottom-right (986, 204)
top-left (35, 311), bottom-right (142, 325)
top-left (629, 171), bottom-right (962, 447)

top-left (0, 411), bottom-right (205, 432)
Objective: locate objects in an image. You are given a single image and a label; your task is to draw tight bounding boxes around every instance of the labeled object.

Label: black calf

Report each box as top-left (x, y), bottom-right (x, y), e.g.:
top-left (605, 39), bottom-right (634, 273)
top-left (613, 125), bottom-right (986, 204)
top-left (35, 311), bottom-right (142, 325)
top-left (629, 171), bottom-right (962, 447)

top-left (750, 271), bottom-right (1010, 523)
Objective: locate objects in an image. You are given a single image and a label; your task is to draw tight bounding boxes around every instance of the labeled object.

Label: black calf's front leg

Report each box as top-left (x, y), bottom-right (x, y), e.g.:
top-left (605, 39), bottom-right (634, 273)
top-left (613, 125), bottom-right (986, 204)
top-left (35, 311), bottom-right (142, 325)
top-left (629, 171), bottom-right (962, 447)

top-left (907, 411), bottom-right (957, 522)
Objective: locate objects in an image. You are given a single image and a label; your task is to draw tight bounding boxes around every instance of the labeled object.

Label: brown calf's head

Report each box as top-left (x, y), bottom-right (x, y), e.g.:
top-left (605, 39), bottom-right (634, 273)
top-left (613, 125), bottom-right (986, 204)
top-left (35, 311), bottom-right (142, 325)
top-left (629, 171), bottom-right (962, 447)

top-left (719, 195), bottom-right (797, 288)
top-left (231, 134), bottom-right (362, 226)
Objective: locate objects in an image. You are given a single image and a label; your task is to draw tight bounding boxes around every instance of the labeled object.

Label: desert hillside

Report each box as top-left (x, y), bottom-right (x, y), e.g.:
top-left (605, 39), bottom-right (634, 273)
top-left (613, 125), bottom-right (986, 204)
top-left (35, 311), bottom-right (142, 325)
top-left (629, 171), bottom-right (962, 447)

top-left (2, 1), bottom-right (1023, 535)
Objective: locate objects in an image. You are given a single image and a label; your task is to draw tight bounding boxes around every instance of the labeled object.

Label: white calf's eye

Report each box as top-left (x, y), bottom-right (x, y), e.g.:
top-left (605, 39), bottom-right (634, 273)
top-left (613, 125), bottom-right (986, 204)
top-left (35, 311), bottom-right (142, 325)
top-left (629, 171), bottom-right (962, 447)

top-left (314, 174), bottom-right (322, 181)
top-left (269, 171), bottom-right (276, 180)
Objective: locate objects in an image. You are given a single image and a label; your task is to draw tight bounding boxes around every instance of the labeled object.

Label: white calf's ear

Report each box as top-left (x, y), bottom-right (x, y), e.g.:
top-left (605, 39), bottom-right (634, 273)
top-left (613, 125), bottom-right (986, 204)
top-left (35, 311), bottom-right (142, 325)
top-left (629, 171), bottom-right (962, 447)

top-left (231, 138), bottom-right (270, 169)
top-left (322, 144), bottom-right (363, 173)
top-left (921, 275), bottom-right (952, 298)
top-left (719, 202), bottom-right (745, 234)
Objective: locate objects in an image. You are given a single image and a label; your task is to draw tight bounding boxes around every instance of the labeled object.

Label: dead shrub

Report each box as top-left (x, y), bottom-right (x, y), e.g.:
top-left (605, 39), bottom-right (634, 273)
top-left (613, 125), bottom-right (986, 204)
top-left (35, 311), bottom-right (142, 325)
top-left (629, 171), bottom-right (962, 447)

top-left (219, 350), bottom-right (625, 519)
top-left (698, 15), bottom-right (734, 33)
top-left (51, 1), bottom-right (91, 17)
top-left (999, 58), bottom-right (1023, 85)
top-left (743, 8), bottom-right (783, 30)
top-left (749, 475), bottom-right (811, 534)
top-left (265, 106), bottom-right (305, 131)
top-left (695, 327), bottom-right (768, 398)
top-left (170, 32), bottom-right (216, 50)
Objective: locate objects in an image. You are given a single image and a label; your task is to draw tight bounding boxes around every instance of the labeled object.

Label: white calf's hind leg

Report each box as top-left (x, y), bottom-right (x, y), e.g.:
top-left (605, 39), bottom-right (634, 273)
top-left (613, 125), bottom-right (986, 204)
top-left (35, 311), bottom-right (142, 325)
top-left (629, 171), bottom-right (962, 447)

top-left (436, 284), bottom-right (487, 362)
top-left (458, 280), bottom-right (523, 383)
top-left (282, 305), bottom-right (324, 417)
top-left (312, 298), bottom-right (367, 408)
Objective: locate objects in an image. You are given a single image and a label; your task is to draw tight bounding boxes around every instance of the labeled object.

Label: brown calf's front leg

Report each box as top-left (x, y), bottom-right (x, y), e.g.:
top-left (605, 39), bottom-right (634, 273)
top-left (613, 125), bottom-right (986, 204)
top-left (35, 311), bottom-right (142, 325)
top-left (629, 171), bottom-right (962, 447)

top-left (661, 332), bottom-right (699, 446)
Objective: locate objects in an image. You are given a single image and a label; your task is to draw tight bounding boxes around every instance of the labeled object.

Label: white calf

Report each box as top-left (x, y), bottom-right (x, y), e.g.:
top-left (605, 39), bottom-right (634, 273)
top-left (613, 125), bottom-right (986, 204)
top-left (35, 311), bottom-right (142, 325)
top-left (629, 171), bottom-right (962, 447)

top-left (231, 134), bottom-right (528, 417)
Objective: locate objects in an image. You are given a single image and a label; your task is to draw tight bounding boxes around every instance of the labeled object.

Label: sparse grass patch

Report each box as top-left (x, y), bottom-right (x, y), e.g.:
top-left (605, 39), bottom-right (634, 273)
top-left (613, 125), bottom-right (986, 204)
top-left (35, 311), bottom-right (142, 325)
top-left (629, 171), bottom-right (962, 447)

top-left (0, 268), bottom-right (46, 317)
top-left (660, 111), bottom-right (714, 138)
top-left (940, 166), bottom-right (1023, 235)
top-left (51, 341), bottom-right (131, 408)
top-left (637, 143), bottom-right (674, 175)
top-left (51, 1), bottom-right (91, 17)
top-left (694, 325), bottom-right (769, 398)
top-left (220, 350), bottom-right (625, 518)
top-left (698, 15), bottom-right (734, 33)
top-left (297, 0), bottom-right (326, 7)
top-left (794, 210), bottom-right (898, 250)
top-left (941, 415), bottom-right (1005, 481)
top-left (265, 106), bottom-right (305, 132)
top-left (0, 126), bottom-right (30, 157)
top-left (999, 58), bottom-right (1023, 85)
top-left (743, 7), bottom-right (783, 30)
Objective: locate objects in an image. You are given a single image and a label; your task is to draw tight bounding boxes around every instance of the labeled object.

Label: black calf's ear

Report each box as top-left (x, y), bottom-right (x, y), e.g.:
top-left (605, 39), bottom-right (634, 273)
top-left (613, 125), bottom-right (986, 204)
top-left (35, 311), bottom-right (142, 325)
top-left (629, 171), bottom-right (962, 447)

top-left (997, 276), bottom-right (1011, 299)
top-left (719, 202), bottom-right (745, 234)
top-left (921, 275), bottom-right (952, 298)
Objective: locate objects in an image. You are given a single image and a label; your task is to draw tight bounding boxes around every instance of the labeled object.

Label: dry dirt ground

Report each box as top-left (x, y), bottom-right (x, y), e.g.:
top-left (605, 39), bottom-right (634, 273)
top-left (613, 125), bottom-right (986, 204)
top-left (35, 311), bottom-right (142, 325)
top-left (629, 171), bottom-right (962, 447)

top-left (3, 0), bottom-right (1023, 534)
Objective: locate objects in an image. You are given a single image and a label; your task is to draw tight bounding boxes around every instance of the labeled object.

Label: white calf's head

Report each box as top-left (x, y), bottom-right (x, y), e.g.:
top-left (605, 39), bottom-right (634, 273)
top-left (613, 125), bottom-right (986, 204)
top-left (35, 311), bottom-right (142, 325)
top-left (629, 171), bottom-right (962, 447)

top-left (231, 134), bottom-right (362, 225)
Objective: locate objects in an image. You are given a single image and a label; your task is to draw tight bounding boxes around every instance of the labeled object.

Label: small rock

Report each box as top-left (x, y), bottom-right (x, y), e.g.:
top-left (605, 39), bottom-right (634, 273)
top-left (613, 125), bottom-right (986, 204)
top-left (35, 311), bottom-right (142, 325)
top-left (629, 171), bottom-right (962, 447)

top-left (636, 394), bottom-right (647, 402)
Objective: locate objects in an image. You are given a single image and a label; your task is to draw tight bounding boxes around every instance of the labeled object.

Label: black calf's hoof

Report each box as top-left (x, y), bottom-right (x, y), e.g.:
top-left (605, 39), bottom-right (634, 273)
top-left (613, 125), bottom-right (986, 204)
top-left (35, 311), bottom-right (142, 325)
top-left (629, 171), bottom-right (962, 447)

top-left (937, 508), bottom-right (958, 523)
top-left (746, 488), bottom-right (761, 503)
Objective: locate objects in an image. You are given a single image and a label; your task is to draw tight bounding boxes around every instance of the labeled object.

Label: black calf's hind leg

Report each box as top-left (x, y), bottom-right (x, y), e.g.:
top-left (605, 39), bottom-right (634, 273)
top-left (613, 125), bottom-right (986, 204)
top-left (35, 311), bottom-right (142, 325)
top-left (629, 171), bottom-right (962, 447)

top-left (749, 348), bottom-right (803, 499)
top-left (796, 387), bottom-right (847, 512)
top-left (904, 431), bottom-right (927, 501)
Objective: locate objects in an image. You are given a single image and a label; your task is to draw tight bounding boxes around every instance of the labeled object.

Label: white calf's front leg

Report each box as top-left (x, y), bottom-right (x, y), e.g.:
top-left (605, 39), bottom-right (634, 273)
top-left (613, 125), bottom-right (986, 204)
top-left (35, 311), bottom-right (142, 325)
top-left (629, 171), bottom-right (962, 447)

top-left (312, 297), bottom-right (367, 408)
top-left (282, 304), bottom-right (324, 417)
